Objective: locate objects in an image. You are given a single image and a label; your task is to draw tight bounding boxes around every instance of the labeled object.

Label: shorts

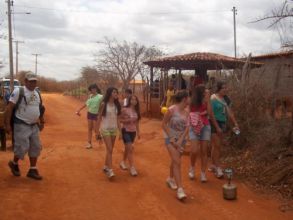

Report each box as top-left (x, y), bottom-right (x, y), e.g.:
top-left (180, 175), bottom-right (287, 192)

top-left (211, 120), bottom-right (227, 133)
top-left (13, 123), bottom-right (42, 159)
top-left (189, 125), bottom-right (211, 141)
top-left (122, 128), bottom-right (136, 144)
top-left (100, 129), bottom-right (118, 137)
top-left (87, 112), bottom-right (98, 121)
top-left (165, 137), bottom-right (187, 147)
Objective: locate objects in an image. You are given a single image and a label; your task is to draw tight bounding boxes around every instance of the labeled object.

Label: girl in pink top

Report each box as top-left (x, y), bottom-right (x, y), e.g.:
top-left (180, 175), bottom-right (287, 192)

top-left (119, 95), bottom-right (141, 176)
top-left (188, 84), bottom-right (220, 182)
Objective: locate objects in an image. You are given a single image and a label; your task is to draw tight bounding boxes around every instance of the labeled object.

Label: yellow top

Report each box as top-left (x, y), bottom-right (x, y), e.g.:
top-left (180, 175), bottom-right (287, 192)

top-left (166, 89), bottom-right (175, 107)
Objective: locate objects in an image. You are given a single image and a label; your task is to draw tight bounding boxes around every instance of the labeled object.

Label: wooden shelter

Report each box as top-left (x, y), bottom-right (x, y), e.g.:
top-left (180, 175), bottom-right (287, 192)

top-left (144, 52), bottom-right (262, 117)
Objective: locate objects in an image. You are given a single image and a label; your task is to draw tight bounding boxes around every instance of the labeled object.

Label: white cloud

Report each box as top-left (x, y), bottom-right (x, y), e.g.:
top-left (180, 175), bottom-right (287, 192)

top-left (0, 0), bottom-right (287, 80)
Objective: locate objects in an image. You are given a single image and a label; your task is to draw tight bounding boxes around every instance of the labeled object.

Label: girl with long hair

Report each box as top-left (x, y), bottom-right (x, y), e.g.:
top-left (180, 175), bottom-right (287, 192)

top-left (188, 84), bottom-right (220, 182)
top-left (97, 87), bottom-right (121, 179)
top-left (162, 91), bottom-right (189, 200)
top-left (119, 95), bottom-right (141, 176)
top-left (209, 81), bottom-right (239, 178)
top-left (76, 84), bottom-right (103, 149)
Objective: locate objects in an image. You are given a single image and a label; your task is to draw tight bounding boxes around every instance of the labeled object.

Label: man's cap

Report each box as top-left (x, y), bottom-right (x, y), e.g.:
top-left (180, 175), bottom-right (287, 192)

top-left (25, 72), bottom-right (38, 81)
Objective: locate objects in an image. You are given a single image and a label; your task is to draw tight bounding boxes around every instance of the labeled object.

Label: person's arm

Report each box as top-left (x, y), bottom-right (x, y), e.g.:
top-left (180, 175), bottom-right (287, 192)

top-left (200, 110), bottom-right (208, 116)
top-left (136, 120), bottom-right (140, 139)
top-left (227, 107), bottom-right (239, 128)
top-left (119, 108), bottom-right (131, 123)
top-left (161, 95), bottom-right (167, 107)
top-left (162, 109), bottom-right (172, 138)
top-left (76, 104), bottom-right (86, 116)
top-left (4, 102), bottom-right (15, 135)
top-left (117, 112), bottom-right (122, 139)
top-left (207, 100), bottom-right (222, 135)
top-left (96, 102), bottom-right (105, 134)
top-left (176, 109), bottom-right (190, 147)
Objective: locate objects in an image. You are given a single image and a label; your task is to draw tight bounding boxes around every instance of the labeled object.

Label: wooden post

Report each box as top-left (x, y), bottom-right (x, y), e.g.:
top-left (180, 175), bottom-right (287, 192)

top-left (149, 67), bottom-right (154, 116)
top-left (178, 69), bottom-right (182, 90)
top-left (0, 129), bottom-right (6, 151)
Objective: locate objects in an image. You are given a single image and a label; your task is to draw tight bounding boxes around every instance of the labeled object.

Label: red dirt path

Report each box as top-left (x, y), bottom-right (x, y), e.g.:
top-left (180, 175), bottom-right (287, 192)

top-left (0, 93), bottom-right (292, 220)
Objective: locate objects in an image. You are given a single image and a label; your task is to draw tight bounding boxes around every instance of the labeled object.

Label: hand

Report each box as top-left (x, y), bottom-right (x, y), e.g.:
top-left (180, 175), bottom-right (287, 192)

top-left (216, 127), bottom-right (223, 136)
top-left (96, 133), bottom-right (103, 144)
top-left (38, 122), bottom-right (45, 131)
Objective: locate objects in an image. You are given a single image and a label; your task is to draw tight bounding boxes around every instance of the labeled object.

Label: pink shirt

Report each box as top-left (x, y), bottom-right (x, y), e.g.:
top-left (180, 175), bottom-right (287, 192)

top-left (121, 107), bottom-right (138, 132)
top-left (190, 103), bottom-right (209, 125)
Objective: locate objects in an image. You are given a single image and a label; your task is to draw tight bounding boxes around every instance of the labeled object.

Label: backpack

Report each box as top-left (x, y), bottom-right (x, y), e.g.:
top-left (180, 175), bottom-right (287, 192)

top-left (12, 87), bottom-right (45, 124)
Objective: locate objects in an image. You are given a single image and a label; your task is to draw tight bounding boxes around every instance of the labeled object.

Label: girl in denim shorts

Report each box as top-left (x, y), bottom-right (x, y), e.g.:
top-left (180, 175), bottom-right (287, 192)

top-left (189, 84), bottom-right (221, 182)
top-left (162, 91), bottom-right (189, 200)
top-left (119, 95), bottom-right (141, 176)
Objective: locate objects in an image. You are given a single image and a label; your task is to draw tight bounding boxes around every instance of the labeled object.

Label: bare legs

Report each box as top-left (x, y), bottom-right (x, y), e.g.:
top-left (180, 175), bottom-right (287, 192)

top-left (103, 135), bottom-right (116, 169)
top-left (166, 144), bottom-right (182, 188)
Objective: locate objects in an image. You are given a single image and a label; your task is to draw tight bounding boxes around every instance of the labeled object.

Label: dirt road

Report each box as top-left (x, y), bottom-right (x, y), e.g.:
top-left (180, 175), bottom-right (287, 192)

top-left (0, 94), bottom-right (292, 220)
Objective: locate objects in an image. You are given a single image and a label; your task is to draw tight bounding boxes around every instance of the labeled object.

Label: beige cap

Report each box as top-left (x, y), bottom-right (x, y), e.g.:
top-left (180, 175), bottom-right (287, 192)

top-left (25, 72), bottom-right (38, 81)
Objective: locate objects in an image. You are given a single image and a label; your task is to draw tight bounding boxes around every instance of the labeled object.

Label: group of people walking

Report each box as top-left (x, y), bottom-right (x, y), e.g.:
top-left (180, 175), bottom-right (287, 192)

top-left (76, 85), bottom-right (141, 178)
top-left (162, 80), bottom-right (239, 200)
top-left (5, 75), bottom-right (239, 202)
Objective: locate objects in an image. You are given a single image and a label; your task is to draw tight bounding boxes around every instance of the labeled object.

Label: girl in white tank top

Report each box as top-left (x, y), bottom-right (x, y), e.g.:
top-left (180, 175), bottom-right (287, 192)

top-left (97, 87), bottom-right (121, 179)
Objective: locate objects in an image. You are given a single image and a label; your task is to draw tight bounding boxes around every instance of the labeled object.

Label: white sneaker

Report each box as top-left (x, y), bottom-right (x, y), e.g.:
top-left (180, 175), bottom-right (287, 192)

top-left (120, 161), bottom-right (128, 170)
top-left (208, 164), bottom-right (216, 172)
top-left (106, 169), bottom-right (115, 179)
top-left (130, 166), bottom-right (138, 176)
top-left (177, 187), bottom-right (187, 200)
top-left (166, 177), bottom-right (178, 190)
top-left (188, 167), bottom-right (195, 180)
top-left (200, 172), bottom-right (207, 183)
top-left (102, 166), bottom-right (109, 173)
top-left (85, 143), bottom-right (92, 149)
top-left (215, 167), bottom-right (224, 178)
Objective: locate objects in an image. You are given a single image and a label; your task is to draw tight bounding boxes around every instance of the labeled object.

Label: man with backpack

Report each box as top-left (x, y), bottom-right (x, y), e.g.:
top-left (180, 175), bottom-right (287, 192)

top-left (4, 72), bottom-right (45, 180)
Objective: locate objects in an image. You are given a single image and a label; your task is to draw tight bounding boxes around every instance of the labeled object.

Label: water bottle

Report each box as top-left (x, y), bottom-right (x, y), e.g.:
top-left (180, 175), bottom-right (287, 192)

top-left (232, 127), bottom-right (240, 135)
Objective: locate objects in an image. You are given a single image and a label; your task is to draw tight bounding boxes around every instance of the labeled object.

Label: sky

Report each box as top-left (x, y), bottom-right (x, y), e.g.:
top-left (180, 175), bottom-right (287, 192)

top-left (0, 0), bottom-right (289, 81)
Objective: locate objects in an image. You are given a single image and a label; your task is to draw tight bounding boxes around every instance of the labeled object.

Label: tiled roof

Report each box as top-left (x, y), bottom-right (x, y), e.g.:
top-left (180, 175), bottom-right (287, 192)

top-left (144, 52), bottom-right (262, 69)
top-left (150, 52), bottom-right (238, 62)
top-left (251, 50), bottom-right (293, 59)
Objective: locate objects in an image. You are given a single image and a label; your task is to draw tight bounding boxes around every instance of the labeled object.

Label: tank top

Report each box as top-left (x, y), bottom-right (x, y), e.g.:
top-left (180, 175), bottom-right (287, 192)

top-left (122, 107), bottom-right (138, 132)
top-left (165, 105), bottom-right (189, 139)
top-left (100, 104), bottom-right (118, 130)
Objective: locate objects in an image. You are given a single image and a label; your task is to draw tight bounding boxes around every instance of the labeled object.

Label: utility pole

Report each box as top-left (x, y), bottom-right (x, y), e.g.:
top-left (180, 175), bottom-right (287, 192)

top-left (232, 6), bottom-right (237, 58)
top-left (7, 0), bottom-right (14, 92)
top-left (32, 53), bottom-right (41, 75)
top-left (13, 40), bottom-right (24, 78)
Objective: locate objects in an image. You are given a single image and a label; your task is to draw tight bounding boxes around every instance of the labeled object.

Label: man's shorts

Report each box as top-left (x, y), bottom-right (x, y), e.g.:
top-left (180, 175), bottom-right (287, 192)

top-left (189, 125), bottom-right (211, 141)
top-left (87, 112), bottom-right (98, 121)
top-left (13, 123), bottom-right (42, 159)
top-left (122, 128), bottom-right (136, 144)
top-left (100, 129), bottom-right (118, 137)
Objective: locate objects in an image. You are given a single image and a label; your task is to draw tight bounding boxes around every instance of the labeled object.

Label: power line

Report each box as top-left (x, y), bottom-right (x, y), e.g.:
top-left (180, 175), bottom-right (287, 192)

top-left (14, 4), bottom-right (230, 15)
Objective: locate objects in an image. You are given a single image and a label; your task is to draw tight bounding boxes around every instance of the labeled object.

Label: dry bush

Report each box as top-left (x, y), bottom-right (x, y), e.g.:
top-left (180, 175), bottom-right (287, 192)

top-left (223, 62), bottom-right (293, 199)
